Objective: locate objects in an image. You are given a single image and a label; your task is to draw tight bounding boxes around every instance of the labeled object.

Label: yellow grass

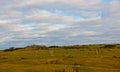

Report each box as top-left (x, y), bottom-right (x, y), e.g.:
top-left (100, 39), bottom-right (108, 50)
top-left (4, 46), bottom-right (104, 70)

top-left (0, 44), bottom-right (120, 72)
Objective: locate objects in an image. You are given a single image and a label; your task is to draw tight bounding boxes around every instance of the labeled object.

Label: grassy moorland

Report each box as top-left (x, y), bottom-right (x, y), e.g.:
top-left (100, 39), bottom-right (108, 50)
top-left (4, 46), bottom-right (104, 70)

top-left (0, 44), bottom-right (120, 72)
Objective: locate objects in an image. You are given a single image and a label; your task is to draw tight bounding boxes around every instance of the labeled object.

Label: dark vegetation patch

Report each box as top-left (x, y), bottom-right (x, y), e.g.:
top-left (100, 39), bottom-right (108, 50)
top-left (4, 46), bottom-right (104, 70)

top-left (3, 44), bottom-right (120, 52)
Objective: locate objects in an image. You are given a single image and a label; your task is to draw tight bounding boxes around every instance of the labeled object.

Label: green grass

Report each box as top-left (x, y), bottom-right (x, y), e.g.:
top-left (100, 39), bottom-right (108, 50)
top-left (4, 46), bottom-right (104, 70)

top-left (0, 44), bottom-right (120, 72)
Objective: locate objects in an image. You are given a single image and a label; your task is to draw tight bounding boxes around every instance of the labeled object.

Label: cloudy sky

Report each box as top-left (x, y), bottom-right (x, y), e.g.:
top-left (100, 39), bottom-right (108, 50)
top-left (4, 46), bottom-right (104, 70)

top-left (0, 0), bottom-right (120, 49)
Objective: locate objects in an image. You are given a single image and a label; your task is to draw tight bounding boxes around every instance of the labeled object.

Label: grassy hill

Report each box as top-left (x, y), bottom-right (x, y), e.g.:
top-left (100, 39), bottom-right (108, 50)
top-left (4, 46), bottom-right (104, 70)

top-left (0, 44), bottom-right (120, 72)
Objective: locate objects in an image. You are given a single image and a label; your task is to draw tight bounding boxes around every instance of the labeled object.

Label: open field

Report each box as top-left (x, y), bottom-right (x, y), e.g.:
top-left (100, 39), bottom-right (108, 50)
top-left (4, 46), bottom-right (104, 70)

top-left (0, 44), bottom-right (120, 72)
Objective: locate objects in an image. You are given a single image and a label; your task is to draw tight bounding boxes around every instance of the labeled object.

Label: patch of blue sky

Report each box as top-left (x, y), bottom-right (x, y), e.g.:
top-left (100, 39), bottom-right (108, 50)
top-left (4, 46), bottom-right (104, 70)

top-left (102, 0), bottom-right (111, 3)
top-left (66, 13), bottom-right (84, 19)
top-left (105, 0), bottom-right (120, 3)
top-left (55, 24), bottom-right (66, 29)
top-left (19, 24), bottom-right (36, 30)
top-left (46, 9), bottom-right (102, 20)
top-left (52, 9), bottom-right (84, 19)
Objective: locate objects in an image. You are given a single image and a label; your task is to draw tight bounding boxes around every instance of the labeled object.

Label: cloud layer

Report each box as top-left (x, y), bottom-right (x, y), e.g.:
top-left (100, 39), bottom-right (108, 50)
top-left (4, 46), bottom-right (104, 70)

top-left (0, 0), bottom-right (120, 49)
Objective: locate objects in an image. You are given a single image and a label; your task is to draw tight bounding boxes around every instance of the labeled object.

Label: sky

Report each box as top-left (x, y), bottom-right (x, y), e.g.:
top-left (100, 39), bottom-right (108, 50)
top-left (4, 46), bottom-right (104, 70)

top-left (0, 0), bottom-right (120, 49)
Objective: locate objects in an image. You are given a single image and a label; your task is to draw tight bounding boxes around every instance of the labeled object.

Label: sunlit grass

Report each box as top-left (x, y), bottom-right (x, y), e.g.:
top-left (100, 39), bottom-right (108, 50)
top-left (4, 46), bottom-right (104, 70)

top-left (0, 44), bottom-right (120, 72)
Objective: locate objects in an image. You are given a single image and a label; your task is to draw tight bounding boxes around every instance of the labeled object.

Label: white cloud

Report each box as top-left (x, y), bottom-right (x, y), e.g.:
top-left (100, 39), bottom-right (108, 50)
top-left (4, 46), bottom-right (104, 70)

top-left (0, 0), bottom-right (120, 49)
top-left (0, 36), bottom-right (11, 43)
top-left (0, 21), bottom-right (22, 32)
top-left (26, 9), bottom-right (75, 24)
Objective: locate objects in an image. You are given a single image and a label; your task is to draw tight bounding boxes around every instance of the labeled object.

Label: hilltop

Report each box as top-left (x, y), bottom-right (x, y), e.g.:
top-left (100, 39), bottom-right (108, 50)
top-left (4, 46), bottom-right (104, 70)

top-left (0, 44), bottom-right (120, 72)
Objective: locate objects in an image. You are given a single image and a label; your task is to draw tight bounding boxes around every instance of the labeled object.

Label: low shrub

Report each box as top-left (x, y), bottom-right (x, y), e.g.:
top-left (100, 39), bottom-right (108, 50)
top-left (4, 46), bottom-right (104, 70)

top-left (4, 47), bottom-right (15, 52)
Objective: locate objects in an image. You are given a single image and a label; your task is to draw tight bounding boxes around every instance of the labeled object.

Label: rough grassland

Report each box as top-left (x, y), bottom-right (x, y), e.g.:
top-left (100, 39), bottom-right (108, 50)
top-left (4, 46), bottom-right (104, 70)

top-left (0, 45), bottom-right (120, 72)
